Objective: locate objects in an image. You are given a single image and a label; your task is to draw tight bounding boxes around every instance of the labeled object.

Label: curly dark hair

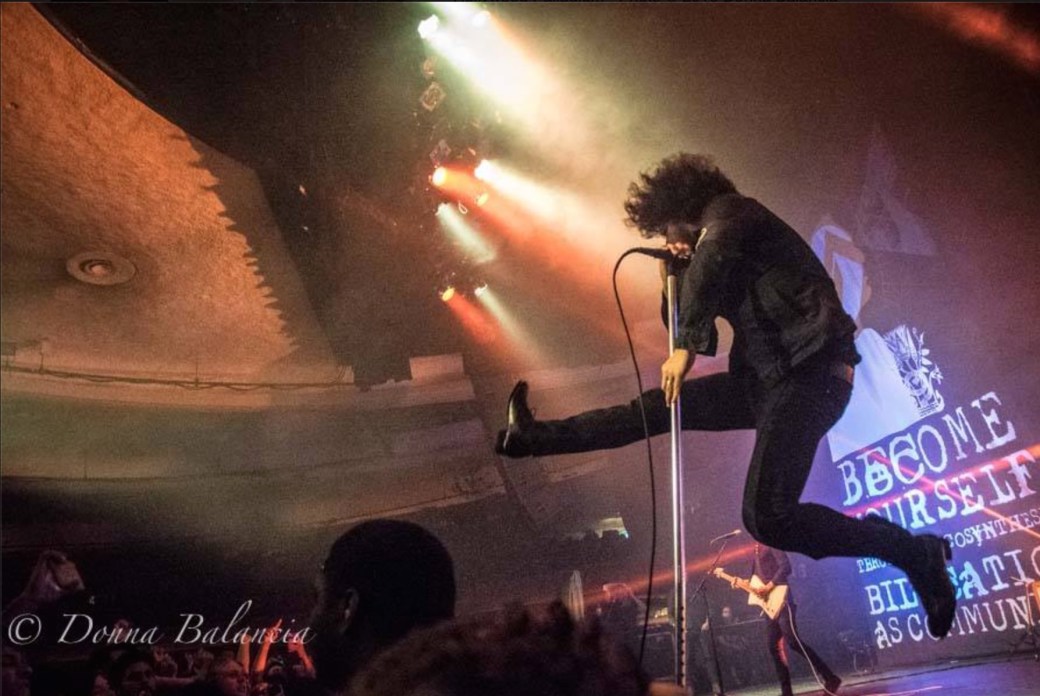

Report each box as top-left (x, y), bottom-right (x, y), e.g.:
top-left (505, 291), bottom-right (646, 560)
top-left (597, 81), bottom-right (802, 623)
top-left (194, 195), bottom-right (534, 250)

top-left (624, 153), bottom-right (737, 238)
top-left (348, 602), bottom-right (648, 696)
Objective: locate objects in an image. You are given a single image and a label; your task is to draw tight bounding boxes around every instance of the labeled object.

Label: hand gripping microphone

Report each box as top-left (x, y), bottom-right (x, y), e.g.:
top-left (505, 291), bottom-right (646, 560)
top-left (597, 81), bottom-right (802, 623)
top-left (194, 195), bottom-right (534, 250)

top-left (628, 248), bottom-right (691, 277)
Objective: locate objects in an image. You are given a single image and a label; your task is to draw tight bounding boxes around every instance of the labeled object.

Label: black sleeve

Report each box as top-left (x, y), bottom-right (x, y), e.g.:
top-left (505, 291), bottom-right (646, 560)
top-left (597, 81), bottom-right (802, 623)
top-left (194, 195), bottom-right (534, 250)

top-left (674, 198), bottom-right (747, 354)
top-left (659, 258), bottom-right (707, 338)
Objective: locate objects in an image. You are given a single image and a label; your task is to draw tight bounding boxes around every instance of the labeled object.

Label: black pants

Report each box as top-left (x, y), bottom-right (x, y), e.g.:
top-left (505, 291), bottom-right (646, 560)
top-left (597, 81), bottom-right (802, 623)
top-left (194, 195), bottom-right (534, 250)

top-left (768, 604), bottom-right (837, 696)
top-left (521, 360), bottom-right (916, 567)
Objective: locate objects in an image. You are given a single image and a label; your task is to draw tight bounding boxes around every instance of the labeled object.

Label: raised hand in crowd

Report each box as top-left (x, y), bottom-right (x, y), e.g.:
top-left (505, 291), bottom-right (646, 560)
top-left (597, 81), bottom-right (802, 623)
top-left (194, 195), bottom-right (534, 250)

top-left (285, 634), bottom-right (314, 679)
top-left (3, 550), bottom-right (84, 619)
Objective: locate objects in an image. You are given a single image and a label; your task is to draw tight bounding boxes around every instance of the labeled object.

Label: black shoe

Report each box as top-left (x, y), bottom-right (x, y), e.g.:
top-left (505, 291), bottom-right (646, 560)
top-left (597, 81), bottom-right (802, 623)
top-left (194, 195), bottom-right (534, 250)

top-left (862, 515), bottom-right (956, 639)
top-left (495, 381), bottom-right (534, 458)
top-left (909, 534), bottom-right (956, 638)
top-left (823, 675), bottom-right (842, 694)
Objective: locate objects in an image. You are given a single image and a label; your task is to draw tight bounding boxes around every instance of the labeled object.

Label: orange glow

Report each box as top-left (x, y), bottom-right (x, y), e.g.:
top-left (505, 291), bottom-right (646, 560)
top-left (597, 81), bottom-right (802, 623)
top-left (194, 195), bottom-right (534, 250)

top-left (431, 165), bottom-right (483, 202)
top-left (431, 163), bottom-right (660, 364)
top-left (478, 194), bottom-right (632, 343)
top-left (445, 292), bottom-right (497, 345)
top-left (608, 544), bottom-right (758, 603)
top-left (428, 165), bottom-right (633, 359)
top-left (433, 163), bottom-right (633, 304)
top-left (905, 4), bottom-right (1040, 75)
top-left (520, 444), bottom-right (1040, 610)
top-left (579, 446), bottom-right (1040, 612)
top-left (523, 542), bottom-right (759, 611)
top-left (845, 442), bottom-right (1040, 542)
top-left (474, 286), bottom-right (550, 367)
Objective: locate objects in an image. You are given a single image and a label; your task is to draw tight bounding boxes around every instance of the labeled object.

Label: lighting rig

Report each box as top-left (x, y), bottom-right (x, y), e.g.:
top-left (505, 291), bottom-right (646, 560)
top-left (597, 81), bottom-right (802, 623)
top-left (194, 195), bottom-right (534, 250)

top-left (412, 7), bottom-right (500, 303)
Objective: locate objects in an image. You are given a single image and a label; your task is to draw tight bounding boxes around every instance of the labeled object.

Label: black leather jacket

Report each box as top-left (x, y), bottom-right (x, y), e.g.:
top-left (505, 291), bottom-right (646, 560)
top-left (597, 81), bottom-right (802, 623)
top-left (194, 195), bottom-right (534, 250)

top-left (667, 193), bottom-right (860, 386)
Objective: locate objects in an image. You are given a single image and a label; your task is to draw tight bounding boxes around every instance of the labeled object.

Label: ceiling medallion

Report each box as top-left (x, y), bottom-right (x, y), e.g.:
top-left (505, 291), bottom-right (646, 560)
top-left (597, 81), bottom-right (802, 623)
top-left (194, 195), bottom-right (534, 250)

top-left (66, 251), bottom-right (136, 286)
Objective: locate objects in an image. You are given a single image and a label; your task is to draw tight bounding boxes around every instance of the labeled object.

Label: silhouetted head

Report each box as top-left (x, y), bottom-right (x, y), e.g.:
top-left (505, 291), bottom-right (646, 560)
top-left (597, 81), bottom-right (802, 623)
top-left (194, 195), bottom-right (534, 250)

top-left (311, 519), bottom-right (456, 693)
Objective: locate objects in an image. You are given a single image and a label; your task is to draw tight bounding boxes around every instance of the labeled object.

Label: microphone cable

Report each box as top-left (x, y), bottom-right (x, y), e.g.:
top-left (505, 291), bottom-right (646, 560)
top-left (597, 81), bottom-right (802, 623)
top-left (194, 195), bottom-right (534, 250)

top-left (611, 248), bottom-right (661, 670)
top-left (783, 602), bottom-right (841, 696)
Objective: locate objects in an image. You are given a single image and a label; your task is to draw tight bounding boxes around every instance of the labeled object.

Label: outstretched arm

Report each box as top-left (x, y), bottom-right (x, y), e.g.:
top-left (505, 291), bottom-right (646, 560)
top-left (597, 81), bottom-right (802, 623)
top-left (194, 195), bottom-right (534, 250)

top-left (237, 629), bottom-right (251, 675)
top-left (287, 634), bottom-right (314, 677)
top-left (253, 618), bottom-right (282, 676)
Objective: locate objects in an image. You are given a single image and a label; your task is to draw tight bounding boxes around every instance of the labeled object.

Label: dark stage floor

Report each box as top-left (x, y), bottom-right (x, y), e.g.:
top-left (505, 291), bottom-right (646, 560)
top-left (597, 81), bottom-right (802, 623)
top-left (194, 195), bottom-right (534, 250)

top-left (724, 655), bottom-right (1039, 696)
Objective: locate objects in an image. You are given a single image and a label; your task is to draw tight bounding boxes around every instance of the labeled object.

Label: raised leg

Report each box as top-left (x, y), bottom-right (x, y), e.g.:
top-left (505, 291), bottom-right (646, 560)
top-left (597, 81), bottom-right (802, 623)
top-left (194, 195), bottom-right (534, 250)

top-left (497, 371), bottom-right (755, 457)
top-left (740, 366), bottom-right (955, 638)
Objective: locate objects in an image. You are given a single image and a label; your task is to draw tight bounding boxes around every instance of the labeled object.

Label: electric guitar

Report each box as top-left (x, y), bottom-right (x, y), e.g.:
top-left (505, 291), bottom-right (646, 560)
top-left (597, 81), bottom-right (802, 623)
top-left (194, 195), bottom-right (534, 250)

top-left (712, 568), bottom-right (788, 620)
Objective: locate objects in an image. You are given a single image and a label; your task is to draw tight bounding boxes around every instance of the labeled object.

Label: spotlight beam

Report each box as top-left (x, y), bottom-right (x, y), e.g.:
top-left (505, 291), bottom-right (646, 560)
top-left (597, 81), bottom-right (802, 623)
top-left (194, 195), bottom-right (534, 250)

top-left (436, 203), bottom-right (496, 263)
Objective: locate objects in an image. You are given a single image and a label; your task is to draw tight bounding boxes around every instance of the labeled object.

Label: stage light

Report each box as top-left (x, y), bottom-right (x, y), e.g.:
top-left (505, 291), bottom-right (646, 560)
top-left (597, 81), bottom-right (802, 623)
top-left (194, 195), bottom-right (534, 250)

top-left (474, 283), bottom-right (489, 297)
top-left (432, 2), bottom-right (479, 21)
top-left (418, 15), bottom-right (440, 40)
top-left (422, 11), bottom-right (553, 121)
top-left (440, 286), bottom-right (456, 302)
top-left (475, 191), bottom-right (490, 207)
top-left (431, 166), bottom-right (448, 187)
top-left (429, 139), bottom-right (452, 166)
top-left (474, 159), bottom-right (492, 181)
top-left (419, 81), bottom-right (447, 111)
top-left (421, 56), bottom-right (437, 79)
top-left (419, 8), bottom-right (601, 175)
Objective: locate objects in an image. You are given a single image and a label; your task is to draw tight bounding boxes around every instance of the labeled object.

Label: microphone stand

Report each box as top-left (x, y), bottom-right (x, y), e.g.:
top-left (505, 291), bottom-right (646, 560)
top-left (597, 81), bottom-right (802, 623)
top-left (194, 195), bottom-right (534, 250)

top-left (665, 258), bottom-right (689, 687)
top-left (689, 538), bottom-right (732, 696)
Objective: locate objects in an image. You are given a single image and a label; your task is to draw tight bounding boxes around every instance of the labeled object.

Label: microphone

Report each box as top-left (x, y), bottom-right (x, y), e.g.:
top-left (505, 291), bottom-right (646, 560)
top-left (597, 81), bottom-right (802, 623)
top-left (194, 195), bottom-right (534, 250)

top-left (630, 247), bottom-right (677, 261)
top-left (710, 529), bottom-right (742, 544)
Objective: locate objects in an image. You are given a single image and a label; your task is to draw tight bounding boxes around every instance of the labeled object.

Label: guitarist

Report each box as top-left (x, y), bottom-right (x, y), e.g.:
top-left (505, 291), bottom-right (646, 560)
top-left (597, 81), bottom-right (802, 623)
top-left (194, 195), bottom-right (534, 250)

top-left (744, 544), bottom-right (842, 696)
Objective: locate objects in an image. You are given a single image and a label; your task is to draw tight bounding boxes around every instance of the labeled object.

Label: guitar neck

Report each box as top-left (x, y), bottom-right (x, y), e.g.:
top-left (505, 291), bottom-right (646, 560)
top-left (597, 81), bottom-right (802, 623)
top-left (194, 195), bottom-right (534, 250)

top-left (715, 570), bottom-right (754, 595)
top-left (715, 570), bottom-right (788, 620)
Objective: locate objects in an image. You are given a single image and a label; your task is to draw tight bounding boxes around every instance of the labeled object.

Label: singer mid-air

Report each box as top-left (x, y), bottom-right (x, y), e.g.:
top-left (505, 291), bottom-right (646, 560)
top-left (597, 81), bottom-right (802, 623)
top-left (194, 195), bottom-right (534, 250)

top-left (496, 153), bottom-right (956, 640)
